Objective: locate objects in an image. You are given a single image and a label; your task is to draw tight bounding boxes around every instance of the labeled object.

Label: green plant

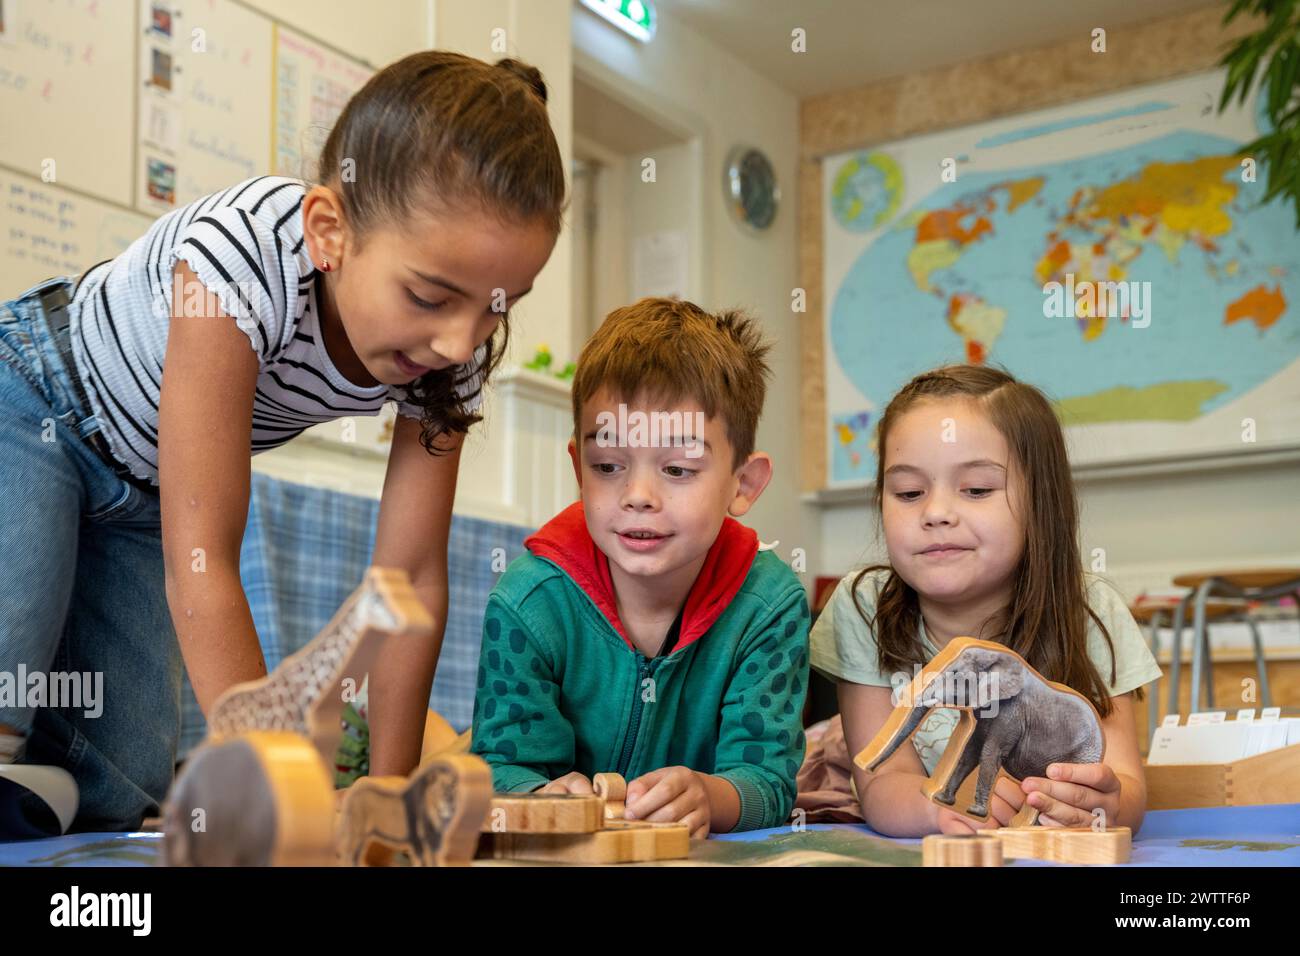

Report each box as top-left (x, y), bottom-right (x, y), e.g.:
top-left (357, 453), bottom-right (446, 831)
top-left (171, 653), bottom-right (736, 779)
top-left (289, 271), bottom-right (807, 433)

top-left (1220, 0), bottom-right (1300, 226)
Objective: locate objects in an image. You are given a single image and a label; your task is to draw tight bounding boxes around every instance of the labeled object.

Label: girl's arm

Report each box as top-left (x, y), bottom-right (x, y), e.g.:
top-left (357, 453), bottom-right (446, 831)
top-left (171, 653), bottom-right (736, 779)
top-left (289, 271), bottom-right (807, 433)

top-left (839, 681), bottom-right (941, 836)
top-left (158, 260), bottom-right (267, 717)
top-left (367, 416), bottom-right (464, 778)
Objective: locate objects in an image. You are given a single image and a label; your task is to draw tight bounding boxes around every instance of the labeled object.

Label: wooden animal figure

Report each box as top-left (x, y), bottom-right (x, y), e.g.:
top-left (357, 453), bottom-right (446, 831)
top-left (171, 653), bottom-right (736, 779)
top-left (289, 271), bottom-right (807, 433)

top-left (207, 567), bottom-right (433, 767)
top-left (162, 730), bottom-right (336, 867)
top-left (855, 637), bottom-right (1105, 825)
top-left (163, 568), bottom-right (432, 866)
top-left (335, 755), bottom-right (492, 867)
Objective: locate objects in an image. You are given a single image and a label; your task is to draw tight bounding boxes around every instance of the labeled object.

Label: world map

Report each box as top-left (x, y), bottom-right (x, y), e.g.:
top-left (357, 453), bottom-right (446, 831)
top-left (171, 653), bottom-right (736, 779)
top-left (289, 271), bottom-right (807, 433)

top-left (824, 76), bottom-right (1300, 484)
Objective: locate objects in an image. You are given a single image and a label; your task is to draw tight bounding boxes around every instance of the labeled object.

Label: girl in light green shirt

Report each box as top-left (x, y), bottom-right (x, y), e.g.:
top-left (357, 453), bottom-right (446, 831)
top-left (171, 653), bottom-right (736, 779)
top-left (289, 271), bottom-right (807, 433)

top-left (812, 365), bottom-right (1162, 838)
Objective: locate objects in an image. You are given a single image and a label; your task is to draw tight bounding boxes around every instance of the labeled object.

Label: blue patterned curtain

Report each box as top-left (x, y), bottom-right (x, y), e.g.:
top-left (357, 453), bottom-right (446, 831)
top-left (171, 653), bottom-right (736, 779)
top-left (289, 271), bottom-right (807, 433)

top-left (178, 472), bottom-right (532, 756)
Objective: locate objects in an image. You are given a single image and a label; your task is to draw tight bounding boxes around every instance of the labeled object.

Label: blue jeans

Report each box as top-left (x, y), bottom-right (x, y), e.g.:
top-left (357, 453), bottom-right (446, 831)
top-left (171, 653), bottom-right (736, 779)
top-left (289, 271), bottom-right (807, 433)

top-left (0, 275), bottom-right (182, 834)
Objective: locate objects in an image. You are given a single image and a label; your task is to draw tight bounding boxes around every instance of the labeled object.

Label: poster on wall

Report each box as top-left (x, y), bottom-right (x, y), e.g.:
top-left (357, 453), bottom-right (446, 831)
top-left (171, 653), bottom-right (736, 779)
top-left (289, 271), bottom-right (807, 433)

top-left (0, 0), bottom-right (134, 206)
top-left (135, 0), bottom-right (272, 212)
top-left (272, 24), bottom-right (373, 183)
top-left (821, 70), bottom-right (1300, 487)
top-left (1, 167), bottom-right (154, 292)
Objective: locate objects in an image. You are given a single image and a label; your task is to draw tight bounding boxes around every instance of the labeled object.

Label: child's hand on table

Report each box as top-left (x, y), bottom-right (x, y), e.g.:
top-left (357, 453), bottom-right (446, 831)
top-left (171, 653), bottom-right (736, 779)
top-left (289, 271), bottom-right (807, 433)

top-left (538, 772), bottom-right (594, 795)
top-left (933, 776), bottom-right (1026, 834)
top-left (1020, 762), bottom-right (1122, 827)
top-left (625, 766), bottom-right (711, 839)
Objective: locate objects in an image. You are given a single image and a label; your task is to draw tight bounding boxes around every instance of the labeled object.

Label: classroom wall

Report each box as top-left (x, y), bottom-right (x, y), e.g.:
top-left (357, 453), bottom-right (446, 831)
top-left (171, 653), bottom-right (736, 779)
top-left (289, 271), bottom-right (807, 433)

top-left (799, 7), bottom-right (1300, 627)
top-left (428, 0), bottom-right (574, 370)
top-left (573, 5), bottom-right (816, 584)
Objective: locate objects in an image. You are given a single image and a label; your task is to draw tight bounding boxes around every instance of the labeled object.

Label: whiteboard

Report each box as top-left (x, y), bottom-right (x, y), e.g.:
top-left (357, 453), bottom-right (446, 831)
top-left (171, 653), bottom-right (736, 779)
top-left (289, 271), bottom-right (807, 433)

top-left (0, 0), bottom-right (135, 206)
top-left (2, 166), bottom-right (154, 293)
top-left (1, 0), bottom-right (373, 303)
top-left (134, 0), bottom-right (271, 212)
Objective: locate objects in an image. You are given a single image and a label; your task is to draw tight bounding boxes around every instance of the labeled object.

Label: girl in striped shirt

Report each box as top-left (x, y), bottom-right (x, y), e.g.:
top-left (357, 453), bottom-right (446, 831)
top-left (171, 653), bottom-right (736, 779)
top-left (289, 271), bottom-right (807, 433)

top-left (0, 51), bottom-right (563, 833)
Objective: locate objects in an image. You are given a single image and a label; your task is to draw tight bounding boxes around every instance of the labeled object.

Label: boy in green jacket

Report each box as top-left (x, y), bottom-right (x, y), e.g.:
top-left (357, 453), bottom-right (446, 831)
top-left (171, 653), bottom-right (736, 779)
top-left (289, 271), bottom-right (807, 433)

top-left (470, 297), bottom-right (810, 836)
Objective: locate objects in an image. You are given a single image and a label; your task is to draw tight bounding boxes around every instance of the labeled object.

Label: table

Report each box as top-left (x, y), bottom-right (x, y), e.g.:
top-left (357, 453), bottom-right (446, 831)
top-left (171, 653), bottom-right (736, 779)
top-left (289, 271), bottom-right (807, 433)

top-left (2, 802), bottom-right (1296, 866)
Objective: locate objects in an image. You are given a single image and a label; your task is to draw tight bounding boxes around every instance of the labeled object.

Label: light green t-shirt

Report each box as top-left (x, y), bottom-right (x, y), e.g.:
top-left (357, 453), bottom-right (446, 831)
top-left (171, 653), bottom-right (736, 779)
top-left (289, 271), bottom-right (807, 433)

top-left (809, 568), bottom-right (1162, 775)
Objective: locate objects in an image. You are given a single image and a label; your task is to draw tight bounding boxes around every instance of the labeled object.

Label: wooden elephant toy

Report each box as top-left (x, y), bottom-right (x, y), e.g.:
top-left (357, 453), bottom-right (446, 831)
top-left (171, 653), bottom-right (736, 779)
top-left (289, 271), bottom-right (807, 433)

top-left (855, 636), bottom-right (1105, 826)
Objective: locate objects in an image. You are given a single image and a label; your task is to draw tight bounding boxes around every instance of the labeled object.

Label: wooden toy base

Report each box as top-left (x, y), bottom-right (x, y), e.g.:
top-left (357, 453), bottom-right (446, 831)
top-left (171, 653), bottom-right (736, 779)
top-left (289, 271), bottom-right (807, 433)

top-left (484, 818), bottom-right (691, 864)
top-left (993, 825), bottom-right (1131, 864)
top-left (476, 773), bottom-right (691, 864)
top-left (922, 826), bottom-right (1132, 866)
top-left (922, 833), bottom-right (1003, 867)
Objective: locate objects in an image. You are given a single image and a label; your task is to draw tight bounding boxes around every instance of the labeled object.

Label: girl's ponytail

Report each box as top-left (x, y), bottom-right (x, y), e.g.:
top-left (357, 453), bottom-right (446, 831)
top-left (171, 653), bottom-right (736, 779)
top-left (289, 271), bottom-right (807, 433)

top-left (494, 58), bottom-right (549, 105)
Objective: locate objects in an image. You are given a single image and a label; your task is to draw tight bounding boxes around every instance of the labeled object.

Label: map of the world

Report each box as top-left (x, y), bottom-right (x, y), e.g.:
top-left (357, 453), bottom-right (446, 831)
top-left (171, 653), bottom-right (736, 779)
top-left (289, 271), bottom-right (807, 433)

top-left (823, 71), bottom-right (1299, 485)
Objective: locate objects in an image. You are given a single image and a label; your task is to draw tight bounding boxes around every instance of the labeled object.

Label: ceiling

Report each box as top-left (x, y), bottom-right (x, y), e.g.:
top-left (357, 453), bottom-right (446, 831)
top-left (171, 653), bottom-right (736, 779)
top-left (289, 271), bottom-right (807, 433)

top-left (652, 0), bottom-right (1224, 98)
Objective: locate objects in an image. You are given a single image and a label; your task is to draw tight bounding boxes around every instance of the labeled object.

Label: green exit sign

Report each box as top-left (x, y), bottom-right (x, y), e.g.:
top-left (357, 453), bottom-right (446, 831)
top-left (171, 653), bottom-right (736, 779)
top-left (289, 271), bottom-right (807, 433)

top-left (578, 0), bottom-right (656, 43)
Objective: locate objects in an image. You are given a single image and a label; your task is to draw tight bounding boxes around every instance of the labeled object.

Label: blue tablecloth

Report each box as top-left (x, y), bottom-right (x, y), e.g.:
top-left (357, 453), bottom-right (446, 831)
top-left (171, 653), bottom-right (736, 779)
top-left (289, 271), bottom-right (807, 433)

top-left (710, 802), bottom-right (1300, 866)
top-left (3, 802), bottom-right (1296, 867)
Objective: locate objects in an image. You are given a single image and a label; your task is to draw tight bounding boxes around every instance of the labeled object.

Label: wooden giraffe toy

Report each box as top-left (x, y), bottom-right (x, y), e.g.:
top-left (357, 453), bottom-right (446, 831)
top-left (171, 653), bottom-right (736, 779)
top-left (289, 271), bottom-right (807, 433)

top-left (163, 568), bottom-right (433, 866)
top-left (206, 567), bottom-right (432, 767)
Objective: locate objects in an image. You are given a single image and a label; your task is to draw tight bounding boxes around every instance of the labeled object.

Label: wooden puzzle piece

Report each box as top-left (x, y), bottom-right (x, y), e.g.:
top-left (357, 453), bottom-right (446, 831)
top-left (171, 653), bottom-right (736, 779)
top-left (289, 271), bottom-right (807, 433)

top-left (921, 826), bottom-right (1132, 866)
top-left (593, 772), bottom-right (626, 820)
top-left (488, 818), bottom-right (690, 864)
top-left (992, 825), bottom-right (1131, 864)
top-left (921, 833), bottom-right (1004, 867)
top-left (162, 731), bottom-right (335, 867)
top-left (855, 637), bottom-right (1105, 827)
top-left (480, 772), bottom-right (628, 833)
top-left (482, 792), bottom-right (604, 834)
top-left (336, 754), bottom-right (491, 866)
top-left (207, 567), bottom-right (433, 769)
top-left (478, 772), bottom-right (691, 863)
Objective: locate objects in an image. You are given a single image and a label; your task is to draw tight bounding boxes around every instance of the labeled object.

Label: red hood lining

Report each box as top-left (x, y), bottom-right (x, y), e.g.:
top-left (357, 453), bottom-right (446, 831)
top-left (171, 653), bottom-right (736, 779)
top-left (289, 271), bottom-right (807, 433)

top-left (523, 501), bottom-right (758, 653)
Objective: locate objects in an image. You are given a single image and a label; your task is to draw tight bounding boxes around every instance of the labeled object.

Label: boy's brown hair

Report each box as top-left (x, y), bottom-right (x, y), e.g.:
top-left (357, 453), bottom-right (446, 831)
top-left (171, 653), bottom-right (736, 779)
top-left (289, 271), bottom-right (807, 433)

top-left (571, 297), bottom-right (773, 471)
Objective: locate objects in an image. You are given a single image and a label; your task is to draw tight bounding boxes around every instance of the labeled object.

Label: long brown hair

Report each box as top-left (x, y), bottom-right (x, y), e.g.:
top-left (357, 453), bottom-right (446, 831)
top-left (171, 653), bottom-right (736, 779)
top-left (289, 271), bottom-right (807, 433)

top-left (851, 364), bottom-right (1130, 717)
top-left (316, 51), bottom-right (566, 452)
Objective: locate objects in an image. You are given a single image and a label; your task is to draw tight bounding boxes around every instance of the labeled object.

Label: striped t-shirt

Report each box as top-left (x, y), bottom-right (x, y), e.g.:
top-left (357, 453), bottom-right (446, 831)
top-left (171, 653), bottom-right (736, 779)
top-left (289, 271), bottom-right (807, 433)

top-left (68, 175), bottom-right (485, 486)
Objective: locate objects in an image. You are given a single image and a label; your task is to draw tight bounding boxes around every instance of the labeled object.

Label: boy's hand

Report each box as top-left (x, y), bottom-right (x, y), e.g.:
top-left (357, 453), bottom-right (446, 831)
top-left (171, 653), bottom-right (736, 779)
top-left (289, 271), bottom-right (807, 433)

top-left (933, 777), bottom-right (1025, 834)
top-left (1021, 762), bottom-right (1121, 827)
top-left (625, 766), bottom-right (710, 839)
top-left (538, 772), bottom-right (594, 795)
